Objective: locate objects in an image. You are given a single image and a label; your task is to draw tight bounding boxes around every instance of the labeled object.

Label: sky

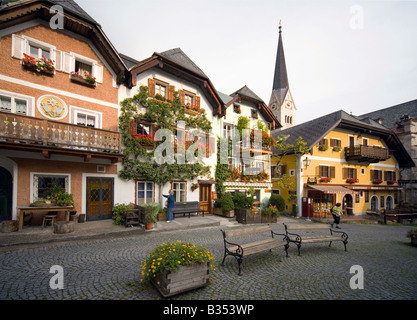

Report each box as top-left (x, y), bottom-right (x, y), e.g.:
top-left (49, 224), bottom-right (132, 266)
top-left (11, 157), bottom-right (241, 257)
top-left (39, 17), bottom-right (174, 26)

top-left (76, 0), bottom-right (417, 125)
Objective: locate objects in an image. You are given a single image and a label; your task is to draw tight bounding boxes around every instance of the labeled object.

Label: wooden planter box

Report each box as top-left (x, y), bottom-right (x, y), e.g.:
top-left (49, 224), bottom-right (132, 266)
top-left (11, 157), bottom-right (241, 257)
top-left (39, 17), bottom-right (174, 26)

top-left (70, 75), bottom-right (96, 87)
top-left (23, 63), bottom-right (55, 76)
top-left (151, 262), bottom-right (210, 298)
top-left (213, 208), bottom-right (234, 218)
top-left (261, 214), bottom-right (277, 223)
top-left (235, 209), bottom-right (261, 224)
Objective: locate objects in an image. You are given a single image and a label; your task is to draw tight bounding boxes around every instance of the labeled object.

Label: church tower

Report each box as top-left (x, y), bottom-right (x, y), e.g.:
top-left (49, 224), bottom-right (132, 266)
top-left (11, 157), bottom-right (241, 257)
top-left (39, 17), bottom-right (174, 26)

top-left (268, 24), bottom-right (296, 129)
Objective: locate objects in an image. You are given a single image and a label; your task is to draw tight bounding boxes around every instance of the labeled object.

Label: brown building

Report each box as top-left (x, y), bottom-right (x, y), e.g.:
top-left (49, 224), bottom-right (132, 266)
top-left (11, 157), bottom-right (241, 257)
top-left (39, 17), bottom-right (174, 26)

top-left (0, 0), bottom-right (128, 224)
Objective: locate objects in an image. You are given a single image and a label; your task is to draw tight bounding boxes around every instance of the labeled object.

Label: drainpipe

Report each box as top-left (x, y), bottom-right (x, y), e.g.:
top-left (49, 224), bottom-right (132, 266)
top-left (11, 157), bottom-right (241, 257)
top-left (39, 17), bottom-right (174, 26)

top-left (296, 153), bottom-right (304, 218)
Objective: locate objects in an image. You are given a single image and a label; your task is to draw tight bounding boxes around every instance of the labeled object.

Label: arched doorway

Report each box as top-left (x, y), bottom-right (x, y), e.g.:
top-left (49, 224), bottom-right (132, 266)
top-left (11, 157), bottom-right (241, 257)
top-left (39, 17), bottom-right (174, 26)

top-left (0, 166), bottom-right (13, 222)
top-left (370, 195), bottom-right (379, 211)
top-left (343, 194), bottom-right (354, 215)
top-left (386, 195), bottom-right (394, 210)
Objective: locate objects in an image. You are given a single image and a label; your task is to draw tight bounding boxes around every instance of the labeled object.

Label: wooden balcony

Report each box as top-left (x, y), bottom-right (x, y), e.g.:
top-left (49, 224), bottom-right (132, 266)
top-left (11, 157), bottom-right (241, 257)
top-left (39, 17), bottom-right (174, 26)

top-left (0, 112), bottom-right (122, 161)
top-left (344, 145), bottom-right (390, 163)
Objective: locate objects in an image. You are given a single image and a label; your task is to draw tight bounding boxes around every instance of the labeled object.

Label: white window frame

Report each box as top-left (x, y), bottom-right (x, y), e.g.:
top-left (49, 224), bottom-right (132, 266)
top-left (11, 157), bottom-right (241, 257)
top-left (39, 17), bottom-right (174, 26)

top-left (70, 52), bottom-right (103, 83)
top-left (172, 181), bottom-right (186, 202)
top-left (0, 89), bottom-right (34, 116)
top-left (136, 181), bottom-right (154, 205)
top-left (31, 173), bottom-right (70, 203)
top-left (69, 106), bottom-right (102, 129)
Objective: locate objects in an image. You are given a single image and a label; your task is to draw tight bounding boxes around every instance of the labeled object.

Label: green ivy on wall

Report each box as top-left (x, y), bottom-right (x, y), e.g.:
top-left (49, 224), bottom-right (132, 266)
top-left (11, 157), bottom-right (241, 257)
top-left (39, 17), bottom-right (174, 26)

top-left (118, 86), bottom-right (212, 204)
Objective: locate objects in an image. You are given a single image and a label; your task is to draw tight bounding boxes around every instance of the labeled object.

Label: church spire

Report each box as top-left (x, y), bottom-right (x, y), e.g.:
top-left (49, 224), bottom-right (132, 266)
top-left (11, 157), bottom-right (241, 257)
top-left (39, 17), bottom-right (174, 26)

top-left (269, 22), bottom-right (296, 130)
top-left (272, 22), bottom-right (289, 91)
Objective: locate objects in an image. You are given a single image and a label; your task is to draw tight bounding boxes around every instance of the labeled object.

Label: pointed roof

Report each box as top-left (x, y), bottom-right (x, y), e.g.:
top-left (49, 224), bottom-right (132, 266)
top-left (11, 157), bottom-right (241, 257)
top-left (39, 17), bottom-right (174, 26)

top-left (270, 110), bottom-right (414, 168)
top-left (156, 48), bottom-right (208, 78)
top-left (129, 47), bottom-right (224, 115)
top-left (218, 85), bottom-right (281, 129)
top-left (272, 25), bottom-right (289, 91)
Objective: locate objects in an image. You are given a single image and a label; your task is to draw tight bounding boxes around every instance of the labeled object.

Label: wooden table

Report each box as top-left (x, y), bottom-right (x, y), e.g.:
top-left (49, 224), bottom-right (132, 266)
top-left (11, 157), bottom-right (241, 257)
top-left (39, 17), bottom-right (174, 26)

top-left (17, 206), bottom-right (73, 232)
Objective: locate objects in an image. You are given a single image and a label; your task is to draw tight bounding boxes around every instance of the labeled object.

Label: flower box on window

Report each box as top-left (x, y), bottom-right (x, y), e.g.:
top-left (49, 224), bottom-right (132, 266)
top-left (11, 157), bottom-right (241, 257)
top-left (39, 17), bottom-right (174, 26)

top-left (387, 180), bottom-right (397, 185)
top-left (346, 178), bottom-right (359, 184)
top-left (70, 71), bottom-right (96, 87)
top-left (251, 109), bottom-right (258, 119)
top-left (184, 104), bottom-right (201, 115)
top-left (22, 53), bottom-right (55, 75)
top-left (233, 105), bottom-right (241, 114)
top-left (319, 177), bottom-right (331, 183)
top-left (372, 179), bottom-right (383, 184)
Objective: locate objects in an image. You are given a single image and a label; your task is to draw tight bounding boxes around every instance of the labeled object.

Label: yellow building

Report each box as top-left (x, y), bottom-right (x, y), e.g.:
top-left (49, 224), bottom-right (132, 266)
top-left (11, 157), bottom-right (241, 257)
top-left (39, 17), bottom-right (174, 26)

top-left (271, 110), bottom-right (415, 217)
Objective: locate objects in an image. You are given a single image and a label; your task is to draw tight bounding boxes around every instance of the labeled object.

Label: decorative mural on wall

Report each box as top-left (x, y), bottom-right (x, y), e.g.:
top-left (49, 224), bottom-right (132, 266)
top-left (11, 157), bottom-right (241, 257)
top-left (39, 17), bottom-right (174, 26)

top-left (36, 95), bottom-right (68, 120)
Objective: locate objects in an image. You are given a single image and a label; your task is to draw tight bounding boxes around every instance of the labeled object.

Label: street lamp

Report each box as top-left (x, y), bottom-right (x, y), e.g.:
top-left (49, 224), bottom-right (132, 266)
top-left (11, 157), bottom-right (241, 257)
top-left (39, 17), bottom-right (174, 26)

top-left (303, 156), bottom-right (311, 168)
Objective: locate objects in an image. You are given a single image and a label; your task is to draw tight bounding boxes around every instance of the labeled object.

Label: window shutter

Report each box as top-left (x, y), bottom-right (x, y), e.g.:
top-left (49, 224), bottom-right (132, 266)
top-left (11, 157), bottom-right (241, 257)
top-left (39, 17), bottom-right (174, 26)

top-left (12, 34), bottom-right (26, 59)
top-left (393, 171), bottom-right (397, 181)
top-left (148, 78), bottom-right (155, 96)
top-left (384, 170), bottom-right (387, 181)
top-left (179, 90), bottom-right (185, 105)
top-left (209, 135), bottom-right (216, 156)
top-left (93, 63), bottom-right (103, 83)
top-left (129, 118), bottom-right (137, 135)
top-left (168, 85), bottom-right (175, 101)
top-left (354, 169), bottom-right (357, 178)
top-left (53, 49), bottom-right (62, 71)
top-left (343, 168), bottom-right (347, 179)
top-left (195, 96), bottom-right (201, 107)
top-left (330, 166), bottom-right (336, 178)
top-left (62, 52), bottom-right (73, 73)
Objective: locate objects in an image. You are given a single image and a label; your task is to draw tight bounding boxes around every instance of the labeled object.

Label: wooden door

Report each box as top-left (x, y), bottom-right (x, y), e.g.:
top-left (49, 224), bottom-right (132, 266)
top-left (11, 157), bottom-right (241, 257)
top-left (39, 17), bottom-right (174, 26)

top-left (0, 167), bottom-right (12, 222)
top-left (199, 184), bottom-right (211, 215)
top-left (87, 177), bottom-right (113, 220)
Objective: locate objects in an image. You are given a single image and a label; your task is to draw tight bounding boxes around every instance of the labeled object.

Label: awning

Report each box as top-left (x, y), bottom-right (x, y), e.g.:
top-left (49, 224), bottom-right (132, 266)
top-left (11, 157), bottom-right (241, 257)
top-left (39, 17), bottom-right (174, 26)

top-left (307, 185), bottom-right (359, 194)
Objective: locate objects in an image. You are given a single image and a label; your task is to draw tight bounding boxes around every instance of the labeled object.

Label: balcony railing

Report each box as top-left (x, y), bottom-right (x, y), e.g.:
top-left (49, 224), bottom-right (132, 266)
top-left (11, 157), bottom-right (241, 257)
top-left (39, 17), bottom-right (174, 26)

top-left (0, 112), bottom-right (121, 154)
top-left (344, 145), bottom-right (390, 163)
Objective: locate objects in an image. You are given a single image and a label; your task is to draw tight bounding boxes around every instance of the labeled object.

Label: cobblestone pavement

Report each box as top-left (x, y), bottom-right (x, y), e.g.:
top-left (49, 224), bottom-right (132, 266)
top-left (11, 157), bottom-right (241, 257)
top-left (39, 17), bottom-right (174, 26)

top-left (0, 218), bottom-right (416, 300)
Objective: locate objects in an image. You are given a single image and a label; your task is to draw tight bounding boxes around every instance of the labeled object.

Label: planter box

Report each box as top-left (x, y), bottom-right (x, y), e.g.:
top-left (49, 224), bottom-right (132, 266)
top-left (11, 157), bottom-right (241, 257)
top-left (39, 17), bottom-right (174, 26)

top-left (70, 75), bottom-right (96, 87)
top-left (23, 63), bottom-right (55, 76)
top-left (235, 209), bottom-right (261, 224)
top-left (151, 262), bottom-right (210, 298)
top-left (213, 208), bottom-right (234, 218)
top-left (261, 214), bottom-right (277, 224)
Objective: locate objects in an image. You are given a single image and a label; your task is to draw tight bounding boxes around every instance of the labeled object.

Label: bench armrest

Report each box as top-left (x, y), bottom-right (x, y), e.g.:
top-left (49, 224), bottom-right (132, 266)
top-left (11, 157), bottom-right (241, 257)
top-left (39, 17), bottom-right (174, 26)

top-left (224, 239), bottom-right (244, 255)
top-left (271, 230), bottom-right (290, 242)
top-left (286, 231), bottom-right (302, 243)
top-left (330, 229), bottom-right (349, 241)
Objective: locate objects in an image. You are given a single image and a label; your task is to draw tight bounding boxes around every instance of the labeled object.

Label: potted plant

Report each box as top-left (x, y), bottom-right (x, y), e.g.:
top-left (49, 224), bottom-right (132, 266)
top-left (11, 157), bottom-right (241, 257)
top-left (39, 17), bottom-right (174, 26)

top-left (112, 203), bottom-right (131, 226)
top-left (140, 240), bottom-right (215, 297)
top-left (143, 202), bottom-right (159, 230)
top-left (406, 229), bottom-right (417, 247)
top-left (220, 192), bottom-right (234, 218)
top-left (261, 204), bottom-right (279, 223)
top-left (233, 192), bottom-right (256, 224)
top-left (318, 144), bottom-right (328, 151)
top-left (346, 178), bottom-right (359, 184)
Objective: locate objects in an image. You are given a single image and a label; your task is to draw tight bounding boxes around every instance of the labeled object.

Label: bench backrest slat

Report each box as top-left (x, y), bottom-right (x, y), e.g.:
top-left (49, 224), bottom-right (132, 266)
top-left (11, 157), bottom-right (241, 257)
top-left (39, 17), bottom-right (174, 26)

top-left (223, 225), bottom-right (271, 238)
top-left (284, 224), bottom-right (330, 231)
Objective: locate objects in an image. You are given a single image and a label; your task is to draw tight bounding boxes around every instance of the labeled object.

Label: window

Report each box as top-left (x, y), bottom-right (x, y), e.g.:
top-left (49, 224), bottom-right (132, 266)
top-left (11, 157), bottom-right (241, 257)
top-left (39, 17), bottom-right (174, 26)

top-left (0, 94), bottom-right (28, 115)
top-left (155, 83), bottom-right (167, 98)
top-left (137, 123), bottom-right (151, 136)
top-left (319, 138), bottom-right (328, 146)
top-left (330, 139), bottom-right (341, 147)
top-left (29, 44), bottom-right (50, 60)
top-left (184, 93), bottom-right (194, 105)
top-left (32, 174), bottom-right (69, 201)
top-left (75, 60), bottom-right (93, 75)
top-left (76, 112), bottom-right (96, 128)
top-left (364, 191), bottom-right (369, 203)
top-left (223, 124), bottom-right (234, 139)
top-left (362, 138), bottom-right (368, 146)
top-left (385, 170), bottom-right (396, 181)
top-left (172, 182), bottom-right (186, 202)
top-left (371, 169), bottom-right (383, 180)
top-left (319, 165), bottom-right (335, 178)
top-left (137, 181), bottom-right (154, 204)
top-left (343, 167), bottom-right (357, 179)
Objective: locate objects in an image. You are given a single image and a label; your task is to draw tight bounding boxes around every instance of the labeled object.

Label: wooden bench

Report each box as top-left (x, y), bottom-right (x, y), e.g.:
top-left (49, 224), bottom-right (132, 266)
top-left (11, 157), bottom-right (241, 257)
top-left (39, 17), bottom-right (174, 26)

top-left (172, 201), bottom-right (205, 218)
top-left (283, 223), bottom-right (348, 256)
top-left (220, 225), bottom-right (289, 275)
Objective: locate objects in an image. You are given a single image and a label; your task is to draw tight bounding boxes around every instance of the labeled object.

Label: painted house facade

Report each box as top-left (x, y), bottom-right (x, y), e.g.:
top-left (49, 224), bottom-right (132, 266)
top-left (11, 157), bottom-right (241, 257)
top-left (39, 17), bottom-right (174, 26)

top-left (118, 48), bottom-right (223, 215)
top-left (218, 86), bottom-right (280, 207)
top-left (0, 0), bottom-right (128, 223)
top-left (271, 110), bottom-right (415, 217)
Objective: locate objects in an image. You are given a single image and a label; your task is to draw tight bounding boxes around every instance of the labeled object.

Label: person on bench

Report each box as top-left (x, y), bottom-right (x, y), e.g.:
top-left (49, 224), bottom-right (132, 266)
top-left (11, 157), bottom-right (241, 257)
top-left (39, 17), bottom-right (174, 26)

top-left (163, 189), bottom-right (175, 223)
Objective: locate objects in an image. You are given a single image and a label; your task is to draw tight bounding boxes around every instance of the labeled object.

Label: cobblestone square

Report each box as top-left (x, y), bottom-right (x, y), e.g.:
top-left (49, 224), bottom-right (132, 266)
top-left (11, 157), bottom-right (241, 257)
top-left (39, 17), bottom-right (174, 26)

top-left (0, 219), bottom-right (416, 300)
